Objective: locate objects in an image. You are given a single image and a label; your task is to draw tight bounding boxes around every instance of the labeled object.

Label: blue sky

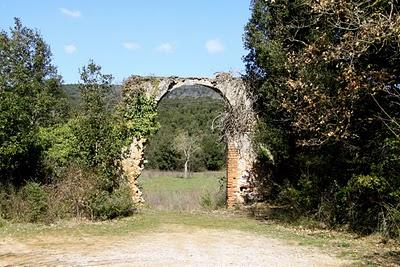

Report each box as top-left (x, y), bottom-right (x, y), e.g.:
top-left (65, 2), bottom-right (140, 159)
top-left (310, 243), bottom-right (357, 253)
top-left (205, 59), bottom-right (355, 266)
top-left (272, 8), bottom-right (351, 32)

top-left (0, 1), bottom-right (251, 84)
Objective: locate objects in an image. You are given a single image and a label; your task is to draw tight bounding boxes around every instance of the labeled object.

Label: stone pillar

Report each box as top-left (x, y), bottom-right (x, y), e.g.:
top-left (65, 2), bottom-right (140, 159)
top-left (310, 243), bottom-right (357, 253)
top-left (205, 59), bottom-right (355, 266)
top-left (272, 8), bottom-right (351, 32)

top-left (121, 138), bottom-right (146, 203)
top-left (226, 141), bottom-right (239, 208)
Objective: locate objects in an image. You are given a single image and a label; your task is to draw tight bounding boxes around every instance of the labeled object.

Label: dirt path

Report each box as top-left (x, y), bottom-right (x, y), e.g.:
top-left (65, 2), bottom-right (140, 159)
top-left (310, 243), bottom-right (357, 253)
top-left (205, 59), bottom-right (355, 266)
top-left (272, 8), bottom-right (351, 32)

top-left (0, 224), bottom-right (351, 267)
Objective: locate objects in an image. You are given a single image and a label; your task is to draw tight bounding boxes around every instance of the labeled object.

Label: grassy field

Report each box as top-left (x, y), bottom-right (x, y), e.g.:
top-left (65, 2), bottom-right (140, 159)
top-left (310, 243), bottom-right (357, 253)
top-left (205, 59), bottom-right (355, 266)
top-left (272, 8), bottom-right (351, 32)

top-left (138, 170), bottom-right (226, 211)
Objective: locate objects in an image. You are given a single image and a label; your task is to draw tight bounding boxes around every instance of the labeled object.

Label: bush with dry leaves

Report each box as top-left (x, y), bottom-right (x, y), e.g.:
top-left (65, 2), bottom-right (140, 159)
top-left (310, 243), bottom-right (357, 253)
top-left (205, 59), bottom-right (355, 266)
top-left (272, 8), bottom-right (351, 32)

top-left (244, 0), bottom-right (400, 237)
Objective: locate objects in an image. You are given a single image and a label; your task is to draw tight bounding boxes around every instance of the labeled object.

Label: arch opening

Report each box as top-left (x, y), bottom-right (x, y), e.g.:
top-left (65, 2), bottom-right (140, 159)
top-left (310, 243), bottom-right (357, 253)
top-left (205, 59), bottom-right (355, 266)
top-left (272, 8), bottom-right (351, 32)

top-left (141, 84), bottom-right (228, 211)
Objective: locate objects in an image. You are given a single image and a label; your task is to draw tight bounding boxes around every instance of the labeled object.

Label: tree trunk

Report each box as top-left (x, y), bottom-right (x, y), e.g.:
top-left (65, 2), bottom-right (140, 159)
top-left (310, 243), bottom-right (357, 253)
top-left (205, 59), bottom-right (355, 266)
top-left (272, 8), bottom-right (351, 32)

top-left (184, 160), bottom-right (188, 178)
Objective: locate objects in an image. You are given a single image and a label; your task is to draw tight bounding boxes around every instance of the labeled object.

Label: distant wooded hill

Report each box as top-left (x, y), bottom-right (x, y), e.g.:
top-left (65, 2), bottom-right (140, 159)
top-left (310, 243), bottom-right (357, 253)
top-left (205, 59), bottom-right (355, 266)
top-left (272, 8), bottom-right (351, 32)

top-left (61, 84), bottom-right (121, 106)
top-left (164, 85), bottom-right (222, 99)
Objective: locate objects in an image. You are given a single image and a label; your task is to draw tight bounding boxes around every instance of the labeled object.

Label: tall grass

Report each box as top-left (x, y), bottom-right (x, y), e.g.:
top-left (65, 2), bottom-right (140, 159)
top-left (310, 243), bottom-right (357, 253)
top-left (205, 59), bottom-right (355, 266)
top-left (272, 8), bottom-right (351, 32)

top-left (139, 170), bottom-right (226, 211)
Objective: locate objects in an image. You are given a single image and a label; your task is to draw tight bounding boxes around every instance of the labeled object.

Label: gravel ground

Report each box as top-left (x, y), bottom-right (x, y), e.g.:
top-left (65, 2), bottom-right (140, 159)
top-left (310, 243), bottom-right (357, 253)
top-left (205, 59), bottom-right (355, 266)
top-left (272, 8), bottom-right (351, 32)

top-left (0, 224), bottom-right (352, 267)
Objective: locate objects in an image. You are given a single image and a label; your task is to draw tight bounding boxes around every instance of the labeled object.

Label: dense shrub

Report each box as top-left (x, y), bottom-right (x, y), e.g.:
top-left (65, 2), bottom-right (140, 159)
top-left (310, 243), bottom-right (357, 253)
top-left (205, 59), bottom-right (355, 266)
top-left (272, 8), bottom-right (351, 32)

top-left (244, 0), bottom-right (400, 237)
top-left (89, 185), bottom-right (136, 220)
top-left (44, 164), bottom-right (98, 220)
top-left (38, 119), bottom-right (79, 178)
top-left (0, 182), bottom-right (48, 223)
top-left (23, 182), bottom-right (48, 222)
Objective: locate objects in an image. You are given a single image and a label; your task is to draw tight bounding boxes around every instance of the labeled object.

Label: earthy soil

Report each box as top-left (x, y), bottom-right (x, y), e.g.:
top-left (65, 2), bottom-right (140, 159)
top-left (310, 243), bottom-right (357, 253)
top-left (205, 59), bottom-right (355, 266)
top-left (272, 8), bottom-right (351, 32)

top-left (0, 224), bottom-right (351, 267)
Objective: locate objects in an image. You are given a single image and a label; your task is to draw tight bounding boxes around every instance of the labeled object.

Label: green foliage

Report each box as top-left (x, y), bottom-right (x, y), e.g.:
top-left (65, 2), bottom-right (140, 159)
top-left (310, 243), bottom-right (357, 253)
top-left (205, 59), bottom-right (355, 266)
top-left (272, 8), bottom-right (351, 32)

top-left (199, 191), bottom-right (213, 209)
top-left (38, 120), bottom-right (79, 176)
top-left (201, 135), bottom-right (225, 171)
top-left (0, 92), bottom-right (41, 183)
top-left (89, 185), bottom-right (136, 220)
top-left (0, 182), bottom-right (49, 223)
top-left (23, 182), bottom-right (48, 222)
top-left (254, 120), bottom-right (289, 163)
top-left (244, 0), bottom-right (400, 237)
top-left (73, 114), bottom-right (121, 180)
top-left (121, 92), bottom-right (159, 141)
top-left (72, 60), bottom-right (124, 186)
top-left (0, 18), bottom-right (69, 184)
top-left (150, 141), bottom-right (180, 171)
top-left (79, 61), bottom-right (113, 115)
top-left (343, 174), bottom-right (399, 235)
top-left (64, 60), bottom-right (138, 219)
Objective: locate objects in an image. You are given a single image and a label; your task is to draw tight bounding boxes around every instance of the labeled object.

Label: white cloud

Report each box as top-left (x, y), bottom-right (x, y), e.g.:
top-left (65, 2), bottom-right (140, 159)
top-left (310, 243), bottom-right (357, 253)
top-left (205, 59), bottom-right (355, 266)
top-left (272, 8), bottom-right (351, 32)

top-left (205, 39), bottom-right (225, 54)
top-left (59, 8), bottom-right (81, 18)
top-left (64, 44), bottom-right (77, 54)
top-left (155, 42), bottom-right (175, 53)
top-left (123, 42), bottom-right (140, 50)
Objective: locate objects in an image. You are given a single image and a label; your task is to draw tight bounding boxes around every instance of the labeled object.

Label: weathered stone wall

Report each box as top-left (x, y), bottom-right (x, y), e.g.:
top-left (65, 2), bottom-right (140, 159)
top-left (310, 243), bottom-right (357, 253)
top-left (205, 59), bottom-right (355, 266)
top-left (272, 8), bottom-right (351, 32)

top-left (121, 138), bottom-right (146, 203)
top-left (122, 73), bottom-right (256, 207)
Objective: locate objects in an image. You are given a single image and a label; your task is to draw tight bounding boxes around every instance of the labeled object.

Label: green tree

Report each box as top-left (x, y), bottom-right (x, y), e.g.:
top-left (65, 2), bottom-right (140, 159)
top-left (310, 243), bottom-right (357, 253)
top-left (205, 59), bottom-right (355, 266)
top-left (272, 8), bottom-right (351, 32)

top-left (0, 18), bottom-right (69, 184)
top-left (70, 60), bottom-right (140, 219)
top-left (74, 60), bottom-right (121, 185)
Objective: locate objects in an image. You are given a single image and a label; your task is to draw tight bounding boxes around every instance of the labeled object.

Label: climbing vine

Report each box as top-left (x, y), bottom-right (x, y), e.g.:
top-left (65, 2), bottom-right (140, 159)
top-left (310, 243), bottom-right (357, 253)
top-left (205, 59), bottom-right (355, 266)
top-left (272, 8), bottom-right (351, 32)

top-left (119, 89), bottom-right (160, 145)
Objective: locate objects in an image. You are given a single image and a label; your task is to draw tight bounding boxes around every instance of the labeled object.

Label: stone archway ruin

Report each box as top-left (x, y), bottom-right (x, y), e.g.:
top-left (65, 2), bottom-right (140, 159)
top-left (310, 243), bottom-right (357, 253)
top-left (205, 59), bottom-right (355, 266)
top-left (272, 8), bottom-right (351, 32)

top-left (121, 73), bottom-right (256, 207)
